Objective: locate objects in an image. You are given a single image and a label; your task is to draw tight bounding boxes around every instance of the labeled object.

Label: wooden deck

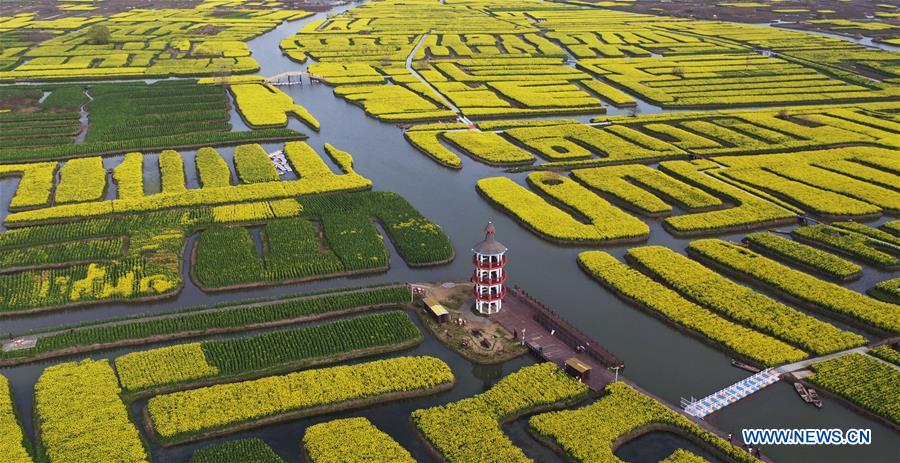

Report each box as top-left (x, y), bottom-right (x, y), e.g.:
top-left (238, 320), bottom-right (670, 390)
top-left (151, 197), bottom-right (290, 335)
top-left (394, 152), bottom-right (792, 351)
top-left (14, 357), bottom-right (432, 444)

top-left (491, 287), bottom-right (621, 391)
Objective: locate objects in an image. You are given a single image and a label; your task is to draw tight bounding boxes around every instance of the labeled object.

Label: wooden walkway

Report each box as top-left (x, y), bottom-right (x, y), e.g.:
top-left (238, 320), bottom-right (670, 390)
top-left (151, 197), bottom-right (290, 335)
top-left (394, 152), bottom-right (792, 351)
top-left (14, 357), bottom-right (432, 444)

top-left (491, 286), bottom-right (622, 391)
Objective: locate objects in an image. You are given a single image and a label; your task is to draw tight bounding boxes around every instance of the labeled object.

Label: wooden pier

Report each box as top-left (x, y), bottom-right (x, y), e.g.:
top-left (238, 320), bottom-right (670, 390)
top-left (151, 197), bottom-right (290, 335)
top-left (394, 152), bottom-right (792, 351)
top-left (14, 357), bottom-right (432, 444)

top-left (491, 286), bottom-right (623, 391)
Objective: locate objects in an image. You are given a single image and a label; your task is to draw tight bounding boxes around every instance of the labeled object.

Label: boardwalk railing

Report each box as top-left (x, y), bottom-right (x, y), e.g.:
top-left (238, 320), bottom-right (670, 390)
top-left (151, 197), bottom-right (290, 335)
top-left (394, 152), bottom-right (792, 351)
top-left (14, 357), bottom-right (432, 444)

top-left (682, 369), bottom-right (781, 419)
top-left (510, 286), bottom-right (623, 368)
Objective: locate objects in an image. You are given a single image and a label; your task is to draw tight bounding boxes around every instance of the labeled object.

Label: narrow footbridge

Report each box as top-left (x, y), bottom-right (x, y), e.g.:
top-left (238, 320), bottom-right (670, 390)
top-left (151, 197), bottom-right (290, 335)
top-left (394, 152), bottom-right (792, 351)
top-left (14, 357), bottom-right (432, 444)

top-left (264, 71), bottom-right (323, 84)
top-left (682, 369), bottom-right (781, 419)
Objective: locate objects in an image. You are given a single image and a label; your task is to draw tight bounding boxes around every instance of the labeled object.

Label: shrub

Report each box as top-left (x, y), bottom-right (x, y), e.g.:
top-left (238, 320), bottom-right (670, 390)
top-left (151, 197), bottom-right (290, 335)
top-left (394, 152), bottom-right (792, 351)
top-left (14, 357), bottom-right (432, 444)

top-left (85, 25), bottom-right (111, 45)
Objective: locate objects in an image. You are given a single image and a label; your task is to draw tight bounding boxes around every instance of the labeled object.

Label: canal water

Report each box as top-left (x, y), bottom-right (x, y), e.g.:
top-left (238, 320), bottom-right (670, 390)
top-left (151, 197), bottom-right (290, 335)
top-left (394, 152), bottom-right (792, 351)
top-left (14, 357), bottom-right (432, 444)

top-left (1, 3), bottom-right (898, 462)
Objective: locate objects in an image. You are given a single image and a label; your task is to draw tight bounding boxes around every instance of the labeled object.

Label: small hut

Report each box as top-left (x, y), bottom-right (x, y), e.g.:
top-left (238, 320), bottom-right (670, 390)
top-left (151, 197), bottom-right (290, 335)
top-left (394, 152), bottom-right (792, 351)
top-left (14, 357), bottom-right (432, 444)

top-left (564, 357), bottom-right (592, 380)
top-left (422, 297), bottom-right (450, 323)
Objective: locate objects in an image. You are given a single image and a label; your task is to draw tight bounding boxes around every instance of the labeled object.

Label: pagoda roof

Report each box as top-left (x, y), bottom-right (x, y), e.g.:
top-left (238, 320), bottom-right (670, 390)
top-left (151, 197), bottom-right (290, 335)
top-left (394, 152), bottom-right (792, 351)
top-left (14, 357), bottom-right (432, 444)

top-left (473, 222), bottom-right (507, 254)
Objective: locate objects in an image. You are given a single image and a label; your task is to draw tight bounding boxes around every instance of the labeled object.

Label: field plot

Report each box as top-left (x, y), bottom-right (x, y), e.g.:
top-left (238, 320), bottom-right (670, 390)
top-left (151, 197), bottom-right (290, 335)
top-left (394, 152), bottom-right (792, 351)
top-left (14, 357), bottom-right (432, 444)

top-left (303, 417), bottom-right (415, 463)
top-left (0, 86), bottom-right (84, 154)
top-left (279, 0), bottom-right (898, 125)
top-left (190, 438), bottom-right (285, 463)
top-left (114, 310), bottom-right (422, 393)
top-left (0, 5), bottom-right (313, 81)
top-left (742, 232), bottom-right (863, 281)
top-left (580, 53), bottom-right (898, 107)
top-left (479, 142), bottom-right (900, 241)
top-left (477, 173), bottom-right (650, 244)
top-left (230, 83), bottom-right (319, 130)
top-left (578, 251), bottom-right (807, 366)
top-left (413, 362), bottom-right (590, 463)
top-left (792, 223), bottom-right (900, 270)
top-left (147, 356), bottom-right (454, 444)
top-left (808, 353), bottom-right (900, 425)
top-left (0, 285), bottom-right (410, 365)
top-left (0, 144), bottom-right (451, 314)
top-left (34, 359), bottom-right (149, 463)
top-left (530, 382), bottom-right (757, 463)
top-left (657, 20), bottom-right (900, 83)
top-left (0, 81), bottom-right (306, 162)
top-left (599, 0), bottom-right (898, 42)
top-left (869, 278), bottom-right (900, 305)
top-left (407, 101), bottom-right (900, 170)
top-left (0, 375), bottom-right (31, 463)
top-left (579, 234), bottom-right (899, 367)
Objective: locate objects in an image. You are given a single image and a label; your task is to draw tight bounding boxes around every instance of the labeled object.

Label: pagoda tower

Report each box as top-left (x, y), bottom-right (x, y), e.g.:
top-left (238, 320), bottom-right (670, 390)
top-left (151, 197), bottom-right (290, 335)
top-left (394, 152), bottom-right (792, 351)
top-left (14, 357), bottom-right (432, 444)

top-left (472, 222), bottom-right (507, 314)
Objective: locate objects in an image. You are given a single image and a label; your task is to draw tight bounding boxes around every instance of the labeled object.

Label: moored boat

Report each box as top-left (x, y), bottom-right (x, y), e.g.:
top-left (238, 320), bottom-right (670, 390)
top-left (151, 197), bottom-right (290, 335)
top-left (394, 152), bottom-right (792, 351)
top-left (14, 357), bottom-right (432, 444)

top-left (731, 359), bottom-right (761, 373)
top-left (794, 382), bottom-right (812, 403)
top-left (807, 387), bottom-right (823, 408)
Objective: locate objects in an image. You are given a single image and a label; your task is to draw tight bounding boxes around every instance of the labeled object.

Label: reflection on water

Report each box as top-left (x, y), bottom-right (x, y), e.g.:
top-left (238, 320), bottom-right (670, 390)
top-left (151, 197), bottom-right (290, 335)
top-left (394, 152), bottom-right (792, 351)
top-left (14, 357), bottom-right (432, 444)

top-left (471, 362), bottom-right (505, 390)
top-left (616, 431), bottom-right (727, 463)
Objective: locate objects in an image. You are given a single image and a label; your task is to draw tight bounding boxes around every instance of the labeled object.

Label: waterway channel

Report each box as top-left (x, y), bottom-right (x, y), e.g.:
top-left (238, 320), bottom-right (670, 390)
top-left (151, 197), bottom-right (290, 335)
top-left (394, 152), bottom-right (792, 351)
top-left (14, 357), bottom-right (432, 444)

top-left (0, 3), bottom-right (898, 462)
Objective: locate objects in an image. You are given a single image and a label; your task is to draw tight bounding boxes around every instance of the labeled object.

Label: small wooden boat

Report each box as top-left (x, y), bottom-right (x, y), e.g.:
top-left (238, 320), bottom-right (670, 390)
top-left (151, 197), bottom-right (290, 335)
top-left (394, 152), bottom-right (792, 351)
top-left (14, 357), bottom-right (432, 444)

top-left (807, 387), bottom-right (823, 408)
top-left (731, 359), bottom-right (761, 373)
top-left (794, 382), bottom-right (812, 403)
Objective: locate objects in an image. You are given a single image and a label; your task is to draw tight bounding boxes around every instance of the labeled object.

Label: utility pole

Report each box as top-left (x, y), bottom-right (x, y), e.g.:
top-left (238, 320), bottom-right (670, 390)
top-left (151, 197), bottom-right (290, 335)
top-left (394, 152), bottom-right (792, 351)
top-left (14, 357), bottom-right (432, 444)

top-left (609, 365), bottom-right (621, 382)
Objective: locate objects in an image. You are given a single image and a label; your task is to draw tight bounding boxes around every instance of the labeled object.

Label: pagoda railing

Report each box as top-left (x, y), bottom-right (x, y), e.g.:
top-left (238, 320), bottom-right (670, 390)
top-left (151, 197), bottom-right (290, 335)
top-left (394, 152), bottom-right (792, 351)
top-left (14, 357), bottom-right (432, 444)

top-left (510, 286), bottom-right (623, 368)
top-left (471, 271), bottom-right (507, 285)
top-left (472, 255), bottom-right (506, 269)
top-left (473, 286), bottom-right (507, 301)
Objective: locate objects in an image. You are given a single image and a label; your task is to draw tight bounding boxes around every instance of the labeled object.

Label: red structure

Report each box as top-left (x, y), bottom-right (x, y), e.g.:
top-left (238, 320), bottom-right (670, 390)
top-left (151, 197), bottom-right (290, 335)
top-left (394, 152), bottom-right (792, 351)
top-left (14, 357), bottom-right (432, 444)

top-left (472, 222), bottom-right (507, 314)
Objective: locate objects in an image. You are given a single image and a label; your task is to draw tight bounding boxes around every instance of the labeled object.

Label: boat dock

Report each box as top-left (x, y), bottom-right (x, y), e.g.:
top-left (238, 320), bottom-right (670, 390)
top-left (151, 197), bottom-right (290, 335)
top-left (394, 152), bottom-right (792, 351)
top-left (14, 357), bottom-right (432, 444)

top-left (491, 286), bottom-right (623, 391)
